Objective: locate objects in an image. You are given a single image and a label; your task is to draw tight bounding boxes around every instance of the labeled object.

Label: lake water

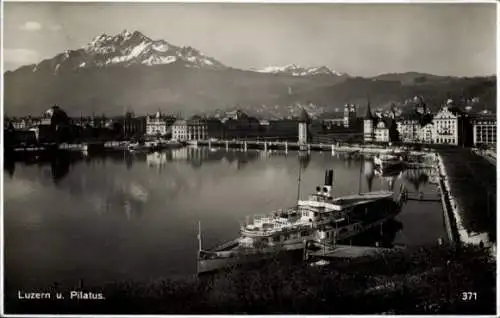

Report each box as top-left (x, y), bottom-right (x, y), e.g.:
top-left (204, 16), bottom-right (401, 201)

top-left (4, 147), bottom-right (446, 290)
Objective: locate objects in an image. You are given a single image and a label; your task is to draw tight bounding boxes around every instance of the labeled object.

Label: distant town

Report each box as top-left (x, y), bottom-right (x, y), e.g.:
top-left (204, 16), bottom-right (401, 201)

top-left (4, 96), bottom-right (496, 151)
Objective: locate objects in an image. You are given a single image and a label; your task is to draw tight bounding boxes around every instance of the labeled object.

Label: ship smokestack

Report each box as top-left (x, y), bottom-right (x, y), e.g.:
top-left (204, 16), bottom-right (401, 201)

top-left (325, 169), bottom-right (333, 186)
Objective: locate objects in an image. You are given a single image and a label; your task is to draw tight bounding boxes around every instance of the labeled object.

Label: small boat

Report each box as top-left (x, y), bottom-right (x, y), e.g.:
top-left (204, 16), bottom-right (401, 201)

top-left (154, 139), bottom-right (186, 150)
top-left (128, 142), bottom-right (152, 152)
top-left (373, 154), bottom-right (407, 172)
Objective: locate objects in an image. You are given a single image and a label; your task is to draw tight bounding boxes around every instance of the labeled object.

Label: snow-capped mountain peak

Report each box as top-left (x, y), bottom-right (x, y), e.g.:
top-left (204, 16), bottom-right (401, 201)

top-left (29, 30), bottom-right (226, 74)
top-left (257, 64), bottom-right (344, 77)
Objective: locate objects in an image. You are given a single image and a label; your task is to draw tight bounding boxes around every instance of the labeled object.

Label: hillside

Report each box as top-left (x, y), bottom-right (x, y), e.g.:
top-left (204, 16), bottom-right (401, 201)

top-left (268, 76), bottom-right (496, 115)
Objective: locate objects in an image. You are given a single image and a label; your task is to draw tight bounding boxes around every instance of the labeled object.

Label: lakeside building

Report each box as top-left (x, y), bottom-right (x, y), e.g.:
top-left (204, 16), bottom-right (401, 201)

top-left (374, 120), bottom-right (390, 142)
top-left (396, 111), bottom-right (435, 144)
top-left (432, 100), bottom-right (463, 146)
top-left (265, 119), bottom-right (299, 141)
top-left (171, 116), bottom-right (208, 141)
top-left (121, 112), bottom-right (147, 138)
top-left (204, 117), bottom-right (225, 140)
top-left (121, 113), bottom-right (147, 138)
top-left (417, 122), bottom-right (435, 144)
top-left (12, 120), bottom-right (27, 130)
top-left (396, 116), bottom-right (419, 143)
top-left (471, 113), bottom-right (496, 147)
top-left (8, 117), bottom-right (42, 130)
top-left (146, 111), bottom-right (168, 136)
top-left (222, 110), bottom-right (261, 139)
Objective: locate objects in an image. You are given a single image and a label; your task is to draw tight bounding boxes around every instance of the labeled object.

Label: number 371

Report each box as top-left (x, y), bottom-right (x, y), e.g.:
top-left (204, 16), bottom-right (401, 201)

top-left (461, 292), bottom-right (477, 301)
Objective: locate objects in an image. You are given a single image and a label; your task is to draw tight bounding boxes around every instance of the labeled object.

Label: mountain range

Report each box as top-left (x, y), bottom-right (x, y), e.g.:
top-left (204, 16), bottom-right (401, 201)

top-left (256, 64), bottom-right (345, 77)
top-left (4, 30), bottom-right (496, 118)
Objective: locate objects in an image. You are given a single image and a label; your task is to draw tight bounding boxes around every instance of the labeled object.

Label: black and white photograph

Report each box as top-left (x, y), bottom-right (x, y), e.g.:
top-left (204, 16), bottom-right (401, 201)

top-left (2, 1), bottom-right (498, 315)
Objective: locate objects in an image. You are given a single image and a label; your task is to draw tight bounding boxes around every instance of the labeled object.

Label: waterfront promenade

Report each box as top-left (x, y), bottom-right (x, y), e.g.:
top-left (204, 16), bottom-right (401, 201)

top-left (438, 148), bottom-right (496, 248)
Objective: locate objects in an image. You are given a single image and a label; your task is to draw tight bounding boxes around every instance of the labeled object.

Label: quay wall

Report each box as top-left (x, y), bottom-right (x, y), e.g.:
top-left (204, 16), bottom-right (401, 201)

top-left (472, 149), bottom-right (497, 167)
top-left (436, 155), bottom-right (458, 245)
top-left (436, 154), bottom-right (493, 253)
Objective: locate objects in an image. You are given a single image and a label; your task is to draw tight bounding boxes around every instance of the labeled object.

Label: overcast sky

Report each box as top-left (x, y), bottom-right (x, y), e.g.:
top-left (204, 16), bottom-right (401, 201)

top-left (3, 2), bottom-right (497, 77)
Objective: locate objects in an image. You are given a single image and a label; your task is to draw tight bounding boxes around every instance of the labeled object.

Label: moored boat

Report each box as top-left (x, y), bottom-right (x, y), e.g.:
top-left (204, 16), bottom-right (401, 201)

top-left (373, 153), bottom-right (407, 172)
top-left (129, 139), bottom-right (186, 152)
top-left (197, 169), bottom-right (406, 274)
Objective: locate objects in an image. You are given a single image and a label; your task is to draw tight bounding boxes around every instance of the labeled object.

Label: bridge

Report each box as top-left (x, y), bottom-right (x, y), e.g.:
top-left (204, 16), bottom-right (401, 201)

top-left (192, 139), bottom-right (409, 156)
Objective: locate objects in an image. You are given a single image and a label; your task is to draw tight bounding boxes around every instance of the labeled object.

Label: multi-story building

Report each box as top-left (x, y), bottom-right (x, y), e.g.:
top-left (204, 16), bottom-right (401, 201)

top-left (121, 112), bottom-right (147, 138)
top-left (471, 113), bottom-right (496, 147)
top-left (204, 117), bottom-right (225, 140)
top-left (12, 119), bottom-right (27, 130)
top-left (222, 110), bottom-right (261, 139)
top-left (432, 102), bottom-right (462, 145)
top-left (396, 115), bottom-right (419, 143)
top-left (374, 120), bottom-right (390, 142)
top-left (146, 111), bottom-right (167, 136)
top-left (417, 123), bottom-right (435, 144)
top-left (265, 119), bottom-right (299, 141)
top-left (396, 112), bottom-right (434, 144)
top-left (171, 117), bottom-right (208, 141)
top-left (10, 116), bottom-right (43, 130)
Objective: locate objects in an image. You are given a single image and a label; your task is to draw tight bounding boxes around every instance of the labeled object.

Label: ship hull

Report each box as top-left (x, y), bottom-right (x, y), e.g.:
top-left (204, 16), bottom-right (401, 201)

top-left (197, 241), bottom-right (306, 275)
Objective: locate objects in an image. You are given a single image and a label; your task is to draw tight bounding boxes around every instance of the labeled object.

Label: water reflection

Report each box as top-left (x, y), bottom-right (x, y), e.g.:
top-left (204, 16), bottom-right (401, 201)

top-left (145, 147), bottom-right (260, 170)
top-left (363, 159), bottom-right (376, 192)
top-left (361, 157), bottom-right (438, 195)
top-left (4, 150), bottom-right (82, 183)
top-left (50, 152), bottom-right (71, 184)
top-left (353, 218), bottom-right (404, 248)
top-left (5, 159), bottom-right (15, 178)
top-left (403, 169), bottom-right (431, 193)
top-left (5, 148), bottom-right (450, 290)
top-left (362, 158), bottom-right (403, 192)
top-left (299, 152), bottom-right (311, 170)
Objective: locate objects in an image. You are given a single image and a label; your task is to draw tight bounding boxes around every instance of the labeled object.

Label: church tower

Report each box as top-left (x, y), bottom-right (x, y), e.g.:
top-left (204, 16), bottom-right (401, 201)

top-left (363, 99), bottom-right (375, 142)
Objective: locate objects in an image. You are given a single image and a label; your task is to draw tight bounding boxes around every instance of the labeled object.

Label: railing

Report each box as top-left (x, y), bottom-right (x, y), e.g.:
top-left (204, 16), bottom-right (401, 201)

top-left (241, 223), bottom-right (313, 237)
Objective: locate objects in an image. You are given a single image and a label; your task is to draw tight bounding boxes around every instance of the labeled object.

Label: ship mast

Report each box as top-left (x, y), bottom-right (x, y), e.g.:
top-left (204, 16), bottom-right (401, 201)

top-left (296, 157), bottom-right (302, 202)
top-left (358, 158), bottom-right (363, 194)
top-left (196, 221), bottom-right (202, 275)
